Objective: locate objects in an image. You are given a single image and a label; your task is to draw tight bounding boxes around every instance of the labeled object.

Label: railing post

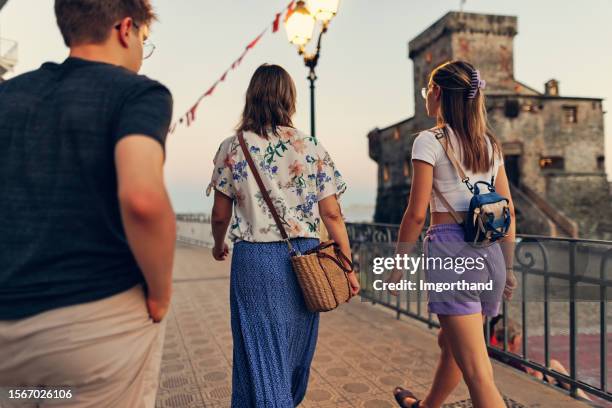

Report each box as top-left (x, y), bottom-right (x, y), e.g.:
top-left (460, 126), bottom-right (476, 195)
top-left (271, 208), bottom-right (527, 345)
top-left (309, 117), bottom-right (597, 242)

top-left (416, 266), bottom-right (422, 318)
top-left (601, 284), bottom-right (607, 393)
top-left (485, 316), bottom-right (491, 347)
top-left (569, 241), bottom-right (578, 398)
top-left (544, 259), bottom-right (550, 368)
top-left (521, 262), bottom-right (528, 360)
top-left (396, 289), bottom-right (400, 320)
top-left (600, 249), bottom-right (610, 392)
top-left (406, 271), bottom-right (411, 316)
top-left (503, 302), bottom-right (508, 352)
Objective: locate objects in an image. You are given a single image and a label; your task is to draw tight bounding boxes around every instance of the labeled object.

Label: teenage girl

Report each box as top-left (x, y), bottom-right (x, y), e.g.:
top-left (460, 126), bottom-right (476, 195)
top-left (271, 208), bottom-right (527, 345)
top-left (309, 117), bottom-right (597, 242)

top-left (390, 60), bottom-right (517, 408)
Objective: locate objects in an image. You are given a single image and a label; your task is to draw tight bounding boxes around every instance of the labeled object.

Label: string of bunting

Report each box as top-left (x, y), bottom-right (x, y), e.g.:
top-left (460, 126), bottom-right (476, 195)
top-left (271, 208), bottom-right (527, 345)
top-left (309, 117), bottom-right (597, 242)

top-left (168, 0), bottom-right (296, 134)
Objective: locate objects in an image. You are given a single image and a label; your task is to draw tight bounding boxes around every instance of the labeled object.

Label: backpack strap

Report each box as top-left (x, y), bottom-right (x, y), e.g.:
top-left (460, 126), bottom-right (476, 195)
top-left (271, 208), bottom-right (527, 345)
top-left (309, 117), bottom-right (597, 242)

top-left (432, 126), bottom-right (472, 189)
top-left (431, 184), bottom-right (464, 225)
top-left (429, 126), bottom-right (468, 225)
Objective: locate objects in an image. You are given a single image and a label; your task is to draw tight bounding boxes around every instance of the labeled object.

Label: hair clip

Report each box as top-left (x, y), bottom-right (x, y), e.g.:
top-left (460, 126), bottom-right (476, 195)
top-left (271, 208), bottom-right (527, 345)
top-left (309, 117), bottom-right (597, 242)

top-left (467, 69), bottom-right (486, 99)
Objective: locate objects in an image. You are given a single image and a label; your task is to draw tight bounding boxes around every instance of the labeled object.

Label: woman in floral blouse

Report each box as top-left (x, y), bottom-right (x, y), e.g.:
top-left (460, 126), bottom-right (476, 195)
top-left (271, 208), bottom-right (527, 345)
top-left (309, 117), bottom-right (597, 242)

top-left (207, 64), bottom-right (359, 407)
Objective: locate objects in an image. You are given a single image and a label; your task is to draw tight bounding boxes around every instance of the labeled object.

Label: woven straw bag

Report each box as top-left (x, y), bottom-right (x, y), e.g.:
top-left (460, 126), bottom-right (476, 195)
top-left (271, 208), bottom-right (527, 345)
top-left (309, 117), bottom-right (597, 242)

top-left (238, 132), bottom-right (354, 312)
top-left (291, 240), bottom-right (353, 312)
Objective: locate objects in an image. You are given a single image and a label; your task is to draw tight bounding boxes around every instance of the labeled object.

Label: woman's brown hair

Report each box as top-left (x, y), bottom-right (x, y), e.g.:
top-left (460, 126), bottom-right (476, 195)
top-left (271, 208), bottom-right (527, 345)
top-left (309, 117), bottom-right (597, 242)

top-left (429, 60), bottom-right (502, 173)
top-left (237, 64), bottom-right (297, 138)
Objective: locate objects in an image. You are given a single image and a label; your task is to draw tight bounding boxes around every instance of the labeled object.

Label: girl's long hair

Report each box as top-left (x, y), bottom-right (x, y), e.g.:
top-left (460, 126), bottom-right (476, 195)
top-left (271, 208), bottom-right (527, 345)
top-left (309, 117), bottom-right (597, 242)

top-left (430, 60), bottom-right (502, 173)
top-left (236, 64), bottom-right (296, 138)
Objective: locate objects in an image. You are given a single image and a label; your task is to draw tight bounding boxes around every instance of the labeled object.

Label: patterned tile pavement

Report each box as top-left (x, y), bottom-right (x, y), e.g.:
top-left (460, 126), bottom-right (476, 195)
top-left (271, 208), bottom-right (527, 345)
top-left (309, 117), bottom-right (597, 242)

top-left (155, 244), bottom-right (589, 408)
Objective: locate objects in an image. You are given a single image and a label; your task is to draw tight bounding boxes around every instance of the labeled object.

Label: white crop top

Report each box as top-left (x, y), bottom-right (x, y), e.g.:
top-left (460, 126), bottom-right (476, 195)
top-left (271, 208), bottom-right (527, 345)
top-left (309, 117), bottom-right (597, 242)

top-left (411, 126), bottom-right (503, 212)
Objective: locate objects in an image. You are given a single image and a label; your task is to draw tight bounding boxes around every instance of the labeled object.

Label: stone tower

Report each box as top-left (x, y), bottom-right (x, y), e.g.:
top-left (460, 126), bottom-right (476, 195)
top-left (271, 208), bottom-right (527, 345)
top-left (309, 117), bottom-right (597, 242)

top-left (409, 13), bottom-right (520, 119)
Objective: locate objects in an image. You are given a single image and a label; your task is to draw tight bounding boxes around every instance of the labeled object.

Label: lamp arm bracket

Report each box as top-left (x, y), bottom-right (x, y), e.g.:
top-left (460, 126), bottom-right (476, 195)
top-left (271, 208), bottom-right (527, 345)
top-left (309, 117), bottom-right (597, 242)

top-left (301, 22), bottom-right (328, 70)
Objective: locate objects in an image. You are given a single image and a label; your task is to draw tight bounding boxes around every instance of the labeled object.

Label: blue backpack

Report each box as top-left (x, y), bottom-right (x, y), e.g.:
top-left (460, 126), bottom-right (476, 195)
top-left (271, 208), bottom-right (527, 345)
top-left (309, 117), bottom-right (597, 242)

top-left (430, 127), bottom-right (511, 245)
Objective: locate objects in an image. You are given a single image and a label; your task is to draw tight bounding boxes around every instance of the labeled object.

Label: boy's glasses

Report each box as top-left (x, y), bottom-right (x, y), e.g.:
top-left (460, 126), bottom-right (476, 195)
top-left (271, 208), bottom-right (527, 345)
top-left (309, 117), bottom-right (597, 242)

top-left (141, 41), bottom-right (156, 60)
top-left (114, 21), bottom-right (156, 60)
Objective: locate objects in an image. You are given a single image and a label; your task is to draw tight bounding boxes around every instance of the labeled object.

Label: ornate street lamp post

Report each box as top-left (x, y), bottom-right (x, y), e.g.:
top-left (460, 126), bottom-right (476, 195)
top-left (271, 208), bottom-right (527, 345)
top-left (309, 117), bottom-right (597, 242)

top-left (285, 0), bottom-right (340, 137)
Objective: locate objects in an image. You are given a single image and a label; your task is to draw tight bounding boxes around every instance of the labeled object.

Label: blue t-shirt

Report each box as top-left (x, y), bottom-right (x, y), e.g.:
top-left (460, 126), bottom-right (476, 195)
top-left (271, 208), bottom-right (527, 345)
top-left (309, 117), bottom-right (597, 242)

top-left (0, 57), bottom-right (173, 319)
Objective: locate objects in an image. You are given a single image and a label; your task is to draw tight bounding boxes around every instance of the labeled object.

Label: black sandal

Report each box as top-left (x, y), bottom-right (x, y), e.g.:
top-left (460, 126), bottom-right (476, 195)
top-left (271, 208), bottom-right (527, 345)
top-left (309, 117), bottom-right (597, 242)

top-left (393, 386), bottom-right (422, 408)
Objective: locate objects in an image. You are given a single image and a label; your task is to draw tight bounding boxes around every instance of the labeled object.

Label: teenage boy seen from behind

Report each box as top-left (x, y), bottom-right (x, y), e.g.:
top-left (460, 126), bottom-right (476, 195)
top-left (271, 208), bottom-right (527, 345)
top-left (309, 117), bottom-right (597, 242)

top-left (0, 0), bottom-right (175, 406)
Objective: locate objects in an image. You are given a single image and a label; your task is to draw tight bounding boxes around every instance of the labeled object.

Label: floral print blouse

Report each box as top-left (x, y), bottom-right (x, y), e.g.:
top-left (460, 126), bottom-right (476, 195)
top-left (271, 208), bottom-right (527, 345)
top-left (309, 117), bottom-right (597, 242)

top-left (206, 126), bottom-right (347, 243)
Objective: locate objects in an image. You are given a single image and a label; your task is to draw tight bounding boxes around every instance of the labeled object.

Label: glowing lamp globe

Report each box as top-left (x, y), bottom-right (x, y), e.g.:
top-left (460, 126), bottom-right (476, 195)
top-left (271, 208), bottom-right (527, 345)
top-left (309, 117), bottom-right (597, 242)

top-left (285, 1), bottom-right (315, 46)
top-left (308, 0), bottom-right (340, 22)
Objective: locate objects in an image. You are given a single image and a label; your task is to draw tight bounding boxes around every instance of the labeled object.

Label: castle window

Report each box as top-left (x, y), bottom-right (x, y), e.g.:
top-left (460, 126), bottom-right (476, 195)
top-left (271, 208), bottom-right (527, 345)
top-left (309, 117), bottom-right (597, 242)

top-left (504, 99), bottom-right (520, 118)
top-left (563, 106), bottom-right (577, 124)
top-left (539, 156), bottom-right (564, 170)
top-left (383, 164), bottom-right (390, 183)
top-left (597, 156), bottom-right (605, 171)
top-left (403, 159), bottom-right (411, 178)
top-left (522, 103), bottom-right (537, 113)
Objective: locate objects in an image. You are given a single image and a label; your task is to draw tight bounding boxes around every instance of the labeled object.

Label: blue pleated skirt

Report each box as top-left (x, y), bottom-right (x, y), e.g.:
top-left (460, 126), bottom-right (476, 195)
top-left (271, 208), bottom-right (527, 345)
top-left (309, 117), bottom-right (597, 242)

top-left (230, 238), bottom-right (320, 408)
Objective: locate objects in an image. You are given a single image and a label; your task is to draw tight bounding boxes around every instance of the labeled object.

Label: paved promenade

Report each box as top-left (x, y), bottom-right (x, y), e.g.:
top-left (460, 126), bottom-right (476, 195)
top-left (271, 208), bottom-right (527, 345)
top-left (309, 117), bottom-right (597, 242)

top-left (155, 243), bottom-right (589, 408)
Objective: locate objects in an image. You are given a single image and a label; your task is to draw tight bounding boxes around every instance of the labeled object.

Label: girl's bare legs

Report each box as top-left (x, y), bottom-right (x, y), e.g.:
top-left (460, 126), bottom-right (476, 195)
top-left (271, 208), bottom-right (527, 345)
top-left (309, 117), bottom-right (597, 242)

top-left (435, 313), bottom-right (505, 408)
top-left (396, 315), bottom-right (496, 408)
top-left (418, 329), bottom-right (463, 407)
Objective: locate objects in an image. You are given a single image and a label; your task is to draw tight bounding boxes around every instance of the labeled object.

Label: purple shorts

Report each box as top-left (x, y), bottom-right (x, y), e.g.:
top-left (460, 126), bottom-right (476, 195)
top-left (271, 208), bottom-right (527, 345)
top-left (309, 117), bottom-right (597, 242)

top-left (423, 223), bottom-right (505, 317)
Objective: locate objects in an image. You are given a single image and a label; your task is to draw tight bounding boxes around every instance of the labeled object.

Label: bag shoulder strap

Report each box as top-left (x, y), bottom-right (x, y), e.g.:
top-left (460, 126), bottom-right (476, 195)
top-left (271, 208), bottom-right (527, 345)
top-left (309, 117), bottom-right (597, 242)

top-left (429, 127), bottom-right (466, 225)
top-left (237, 132), bottom-right (296, 253)
top-left (431, 184), bottom-right (464, 225)
top-left (432, 127), bottom-right (469, 182)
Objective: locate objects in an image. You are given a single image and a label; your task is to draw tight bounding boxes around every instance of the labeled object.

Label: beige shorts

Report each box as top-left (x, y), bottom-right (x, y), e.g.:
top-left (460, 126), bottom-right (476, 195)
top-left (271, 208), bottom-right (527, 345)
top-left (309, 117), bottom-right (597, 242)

top-left (0, 284), bottom-right (166, 408)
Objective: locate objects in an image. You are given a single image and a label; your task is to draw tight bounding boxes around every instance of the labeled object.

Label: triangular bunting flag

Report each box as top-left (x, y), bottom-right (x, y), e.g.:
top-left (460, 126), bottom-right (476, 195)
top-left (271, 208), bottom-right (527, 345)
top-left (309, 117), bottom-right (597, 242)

top-left (186, 103), bottom-right (199, 126)
top-left (272, 13), bottom-right (281, 33)
top-left (247, 30), bottom-right (266, 50)
top-left (232, 50), bottom-right (248, 69)
top-left (204, 83), bottom-right (217, 97)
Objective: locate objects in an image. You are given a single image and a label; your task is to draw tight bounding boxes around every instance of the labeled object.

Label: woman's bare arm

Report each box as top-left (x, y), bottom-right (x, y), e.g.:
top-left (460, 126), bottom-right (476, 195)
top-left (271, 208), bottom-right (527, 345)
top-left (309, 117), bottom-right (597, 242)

top-left (318, 194), bottom-right (360, 295)
top-left (211, 190), bottom-right (233, 260)
top-left (318, 194), bottom-right (351, 265)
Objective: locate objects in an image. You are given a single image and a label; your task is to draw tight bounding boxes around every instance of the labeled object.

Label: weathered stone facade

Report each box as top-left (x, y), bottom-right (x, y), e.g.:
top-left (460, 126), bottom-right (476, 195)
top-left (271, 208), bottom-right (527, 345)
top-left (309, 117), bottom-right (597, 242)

top-left (368, 11), bottom-right (611, 239)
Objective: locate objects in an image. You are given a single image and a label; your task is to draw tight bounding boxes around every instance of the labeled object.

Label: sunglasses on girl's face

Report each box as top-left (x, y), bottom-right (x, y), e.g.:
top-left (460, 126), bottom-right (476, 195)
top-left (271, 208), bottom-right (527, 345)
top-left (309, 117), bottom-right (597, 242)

top-left (421, 83), bottom-right (436, 99)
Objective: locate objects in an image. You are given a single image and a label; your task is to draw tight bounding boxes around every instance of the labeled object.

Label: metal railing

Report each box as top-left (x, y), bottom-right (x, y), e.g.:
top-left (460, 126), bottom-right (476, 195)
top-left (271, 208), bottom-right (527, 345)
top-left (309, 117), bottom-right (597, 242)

top-left (176, 213), bottom-right (211, 224)
top-left (176, 213), bottom-right (215, 247)
top-left (346, 222), bottom-right (612, 403)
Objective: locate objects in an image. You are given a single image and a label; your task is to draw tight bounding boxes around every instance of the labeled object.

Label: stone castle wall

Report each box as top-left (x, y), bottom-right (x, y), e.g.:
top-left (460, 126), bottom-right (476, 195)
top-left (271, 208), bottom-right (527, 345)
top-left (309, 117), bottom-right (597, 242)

top-left (487, 96), bottom-right (605, 196)
top-left (546, 173), bottom-right (612, 240)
